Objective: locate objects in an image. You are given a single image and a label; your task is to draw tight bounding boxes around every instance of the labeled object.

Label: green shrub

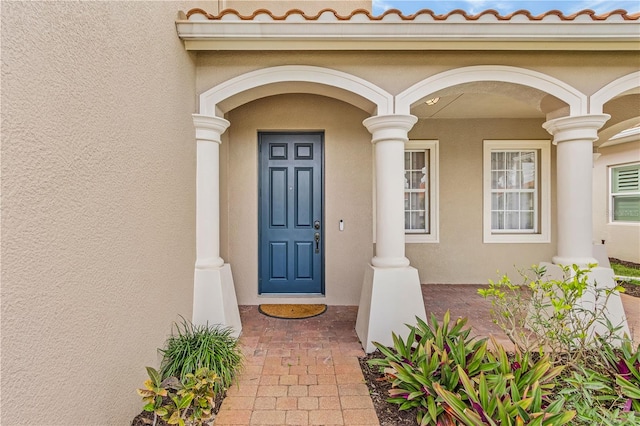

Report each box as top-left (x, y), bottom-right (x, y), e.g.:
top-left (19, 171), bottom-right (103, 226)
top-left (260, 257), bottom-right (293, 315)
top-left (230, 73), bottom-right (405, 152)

top-left (369, 312), bottom-right (578, 425)
top-left (137, 366), bottom-right (169, 426)
top-left (600, 336), bottom-right (640, 413)
top-left (477, 264), bottom-right (640, 424)
top-left (368, 311), bottom-right (497, 425)
top-left (478, 264), bottom-right (625, 365)
top-left (137, 366), bottom-right (220, 426)
top-left (159, 317), bottom-right (243, 394)
top-left (558, 365), bottom-right (639, 425)
top-left (433, 337), bottom-right (572, 426)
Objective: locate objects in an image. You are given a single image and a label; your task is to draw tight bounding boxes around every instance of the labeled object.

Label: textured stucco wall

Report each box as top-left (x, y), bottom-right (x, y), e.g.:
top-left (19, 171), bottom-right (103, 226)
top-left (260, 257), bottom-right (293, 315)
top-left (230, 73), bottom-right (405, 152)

top-left (593, 141), bottom-right (640, 263)
top-left (407, 118), bottom-right (556, 283)
top-left (2, 2), bottom-right (199, 424)
top-left (221, 105), bottom-right (555, 299)
top-left (195, 51), bottom-right (640, 103)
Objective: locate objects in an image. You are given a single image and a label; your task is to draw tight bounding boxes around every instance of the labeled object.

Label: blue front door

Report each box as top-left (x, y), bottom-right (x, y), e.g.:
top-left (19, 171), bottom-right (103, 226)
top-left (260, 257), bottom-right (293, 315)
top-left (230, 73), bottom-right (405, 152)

top-left (259, 132), bottom-right (324, 294)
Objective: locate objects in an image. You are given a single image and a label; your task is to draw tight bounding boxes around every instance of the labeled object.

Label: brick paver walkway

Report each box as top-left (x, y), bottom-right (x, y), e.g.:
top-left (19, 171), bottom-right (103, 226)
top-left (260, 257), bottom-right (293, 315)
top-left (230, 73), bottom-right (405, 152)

top-left (214, 305), bottom-right (375, 425)
top-left (214, 285), bottom-right (639, 425)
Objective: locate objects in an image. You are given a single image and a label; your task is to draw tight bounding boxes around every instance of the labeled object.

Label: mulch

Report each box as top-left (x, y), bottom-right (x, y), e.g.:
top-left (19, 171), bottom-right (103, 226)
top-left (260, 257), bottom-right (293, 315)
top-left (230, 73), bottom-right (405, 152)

top-left (359, 352), bottom-right (417, 426)
top-left (620, 280), bottom-right (640, 297)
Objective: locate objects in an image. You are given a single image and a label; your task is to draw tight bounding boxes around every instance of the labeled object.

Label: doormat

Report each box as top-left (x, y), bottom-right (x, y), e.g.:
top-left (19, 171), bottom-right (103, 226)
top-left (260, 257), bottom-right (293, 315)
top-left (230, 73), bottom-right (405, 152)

top-left (258, 304), bottom-right (327, 319)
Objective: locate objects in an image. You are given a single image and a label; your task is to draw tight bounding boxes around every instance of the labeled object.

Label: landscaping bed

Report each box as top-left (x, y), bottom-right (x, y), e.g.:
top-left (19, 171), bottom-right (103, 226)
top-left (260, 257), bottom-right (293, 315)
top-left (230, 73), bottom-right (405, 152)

top-left (131, 392), bottom-right (224, 426)
top-left (611, 257), bottom-right (640, 297)
top-left (131, 319), bottom-right (243, 426)
top-left (620, 280), bottom-right (640, 297)
top-left (359, 266), bottom-right (639, 425)
top-left (359, 351), bottom-right (417, 426)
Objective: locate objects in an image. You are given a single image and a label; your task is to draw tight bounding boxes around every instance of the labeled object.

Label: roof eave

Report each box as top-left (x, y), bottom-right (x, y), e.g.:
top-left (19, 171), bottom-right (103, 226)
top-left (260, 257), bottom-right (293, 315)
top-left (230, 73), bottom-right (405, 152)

top-left (175, 21), bottom-right (640, 51)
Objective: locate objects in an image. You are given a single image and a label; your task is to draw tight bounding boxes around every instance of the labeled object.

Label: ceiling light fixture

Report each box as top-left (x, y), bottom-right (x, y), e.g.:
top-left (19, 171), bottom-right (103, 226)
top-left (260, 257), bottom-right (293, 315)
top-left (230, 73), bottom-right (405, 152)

top-left (425, 97), bottom-right (440, 105)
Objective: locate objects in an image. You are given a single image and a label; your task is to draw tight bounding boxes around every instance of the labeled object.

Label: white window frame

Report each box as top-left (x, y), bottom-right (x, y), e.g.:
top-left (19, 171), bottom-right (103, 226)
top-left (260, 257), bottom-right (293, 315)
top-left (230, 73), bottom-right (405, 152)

top-left (483, 140), bottom-right (551, 243)
top-left (405, 140), bottom-right (439, 243)
top-left (609, 162), bottom-right (640, 224)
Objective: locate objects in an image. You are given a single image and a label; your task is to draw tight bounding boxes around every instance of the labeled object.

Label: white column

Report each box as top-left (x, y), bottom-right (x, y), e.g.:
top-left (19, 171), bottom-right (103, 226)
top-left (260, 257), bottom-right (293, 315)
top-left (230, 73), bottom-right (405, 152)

top-left (542, 114), bottom-right (610, 266)
top-left (356, 114), bottom-right (427, 353)
top-left (193, 114), bottom-right (228, 268)
top-left (363, 114), bottom-right (417, 268)
top-left (541, 114), bottom-right (629, 344)
top-left (191, 114), bottom-right (241, 336)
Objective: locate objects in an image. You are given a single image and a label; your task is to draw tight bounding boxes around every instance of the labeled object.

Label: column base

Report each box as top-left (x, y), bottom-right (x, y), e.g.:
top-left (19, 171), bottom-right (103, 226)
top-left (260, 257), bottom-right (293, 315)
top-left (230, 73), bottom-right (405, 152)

top-left (193, 264), bottom-right (242, 338)
top-left (371, 256), bottom-right (410, 268)
top-left (355, 264), bottom-right (427, 353)
top-left (539, 262), bottom-right (629, 342)
top-left (552, 256), bottom-right (599, 267)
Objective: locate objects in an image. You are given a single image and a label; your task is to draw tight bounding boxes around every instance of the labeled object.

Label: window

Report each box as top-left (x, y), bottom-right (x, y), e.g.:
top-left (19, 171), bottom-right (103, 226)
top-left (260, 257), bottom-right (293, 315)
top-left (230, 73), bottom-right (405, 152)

top-left (610, 163), bottom-right (640, 223)
top-left (405, 141), bottom-right (438, 243)
top-left (483, 140), bottom-right (550, 243)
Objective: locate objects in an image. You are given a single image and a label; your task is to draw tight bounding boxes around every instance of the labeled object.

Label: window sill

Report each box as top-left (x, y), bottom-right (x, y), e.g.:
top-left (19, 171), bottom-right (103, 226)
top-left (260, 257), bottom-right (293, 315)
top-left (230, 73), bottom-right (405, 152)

top-left (406, 234), bottom-right (439, 243)
top-left (483, 233), bottom-right (550, 244)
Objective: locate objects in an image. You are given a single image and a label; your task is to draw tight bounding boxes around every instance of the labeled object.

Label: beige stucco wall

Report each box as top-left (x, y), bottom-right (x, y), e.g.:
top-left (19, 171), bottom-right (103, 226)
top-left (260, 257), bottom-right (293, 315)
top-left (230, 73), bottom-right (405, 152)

top-left (2, 2), bottom-right (200, 424)
top-left (220, 103), bottom-right (556, 300)
top-left (408, 118), bottom-right (556, 283)
top-left (593, 141), bottom-right (640, 263)
top-left (222, 94), bottom-right (373, 305)
top-left (195, 51), bottom-right (639, 104)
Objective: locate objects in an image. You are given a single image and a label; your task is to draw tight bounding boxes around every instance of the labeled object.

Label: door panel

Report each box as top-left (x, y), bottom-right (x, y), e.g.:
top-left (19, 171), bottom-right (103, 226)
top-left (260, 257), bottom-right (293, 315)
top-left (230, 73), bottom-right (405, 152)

top-left (295, 168), bottom-right (313, 227)
top-left (270, 168), bottom-right (288, 227)
top-left (270, 242), bottom-right (288, 280)
top-left (259, 133), bottom-right (324, 294)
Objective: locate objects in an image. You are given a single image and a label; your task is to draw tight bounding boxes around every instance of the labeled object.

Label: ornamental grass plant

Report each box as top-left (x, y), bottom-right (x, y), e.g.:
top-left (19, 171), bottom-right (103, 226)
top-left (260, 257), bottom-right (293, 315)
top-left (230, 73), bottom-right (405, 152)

top-left (159, 317), bottom-right (243, 394)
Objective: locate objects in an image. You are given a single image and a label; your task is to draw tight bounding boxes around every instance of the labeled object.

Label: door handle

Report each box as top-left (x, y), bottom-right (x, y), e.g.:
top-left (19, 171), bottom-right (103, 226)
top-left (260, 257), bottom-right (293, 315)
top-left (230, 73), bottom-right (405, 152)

top-left (314, 232), bottom-right (320, 253)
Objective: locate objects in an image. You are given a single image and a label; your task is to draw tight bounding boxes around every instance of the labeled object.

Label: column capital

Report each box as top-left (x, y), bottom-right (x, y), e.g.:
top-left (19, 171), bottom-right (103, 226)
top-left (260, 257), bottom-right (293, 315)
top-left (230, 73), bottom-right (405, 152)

top-left (192, 114), bottom-right (230, 143)
top-left (363, 114), bottom-right (418, 144)
top-left (542, 114), bottom-right (610, 145)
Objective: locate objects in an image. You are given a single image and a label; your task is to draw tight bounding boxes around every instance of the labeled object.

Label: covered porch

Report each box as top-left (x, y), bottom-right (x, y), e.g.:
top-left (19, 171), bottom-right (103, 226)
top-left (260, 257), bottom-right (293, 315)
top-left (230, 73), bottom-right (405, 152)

top-left (176, 9), bottom-right (639, 353)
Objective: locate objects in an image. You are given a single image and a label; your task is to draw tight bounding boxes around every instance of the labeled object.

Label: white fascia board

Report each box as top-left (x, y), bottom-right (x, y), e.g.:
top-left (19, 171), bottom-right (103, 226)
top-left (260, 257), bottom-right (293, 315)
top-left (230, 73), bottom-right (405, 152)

top-left (176, 21), bottom-right (640, 51)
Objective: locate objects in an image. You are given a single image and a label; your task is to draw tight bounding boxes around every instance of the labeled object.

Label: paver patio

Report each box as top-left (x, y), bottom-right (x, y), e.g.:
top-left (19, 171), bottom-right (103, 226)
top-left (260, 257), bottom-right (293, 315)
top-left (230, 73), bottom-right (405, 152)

top-left (214, 285), bottom-right (639, 425)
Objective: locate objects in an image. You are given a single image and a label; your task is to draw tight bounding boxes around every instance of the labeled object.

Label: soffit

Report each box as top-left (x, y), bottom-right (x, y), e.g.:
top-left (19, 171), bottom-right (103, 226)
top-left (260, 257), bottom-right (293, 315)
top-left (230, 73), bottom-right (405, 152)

top-left (176, 8), bottom-right (640, 51)
top-left (411, 81), bottom-right (546, 119)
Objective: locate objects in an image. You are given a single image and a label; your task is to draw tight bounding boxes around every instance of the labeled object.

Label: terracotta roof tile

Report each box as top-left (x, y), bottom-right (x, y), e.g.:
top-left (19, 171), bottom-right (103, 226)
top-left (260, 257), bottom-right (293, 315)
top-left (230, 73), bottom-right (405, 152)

top-left (186, 8), bottom-right (640, 21)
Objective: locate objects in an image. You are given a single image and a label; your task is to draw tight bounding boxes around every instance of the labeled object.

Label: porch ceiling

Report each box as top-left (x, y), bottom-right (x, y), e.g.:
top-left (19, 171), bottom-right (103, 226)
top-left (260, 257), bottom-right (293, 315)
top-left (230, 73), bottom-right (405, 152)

top-left (410, 81), bottom-right (555, 119)
top-left (412, 92), bottom-right (545, 119)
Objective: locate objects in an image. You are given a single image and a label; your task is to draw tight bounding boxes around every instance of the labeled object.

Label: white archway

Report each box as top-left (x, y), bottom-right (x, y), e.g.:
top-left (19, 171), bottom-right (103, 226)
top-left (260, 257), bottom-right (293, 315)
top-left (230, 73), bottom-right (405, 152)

top-left (590, 71), bottom-right (640, 114)
top-left (199, 65), bottom-right (394, 117)
top-left (396, 65), bottom-right (587, 116)
top-left (192, 65), bottom-right (394, 337)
